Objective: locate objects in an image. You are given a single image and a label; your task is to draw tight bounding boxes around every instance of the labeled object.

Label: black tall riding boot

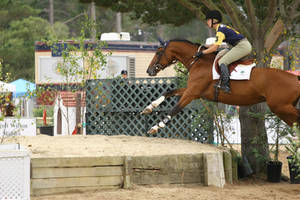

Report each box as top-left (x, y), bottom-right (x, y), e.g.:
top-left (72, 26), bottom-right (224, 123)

top-left (219, 64), bottom-right (231, 93)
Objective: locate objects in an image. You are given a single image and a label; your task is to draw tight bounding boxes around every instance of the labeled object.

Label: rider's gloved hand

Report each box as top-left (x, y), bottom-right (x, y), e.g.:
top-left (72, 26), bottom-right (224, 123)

top-left (194, 51), bottom-right (203, 58)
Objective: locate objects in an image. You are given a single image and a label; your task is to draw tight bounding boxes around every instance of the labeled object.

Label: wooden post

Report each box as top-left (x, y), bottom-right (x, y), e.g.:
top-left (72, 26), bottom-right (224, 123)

top-left (123, 156), bottom-right (131, 189)
top-left (75, 93), bottom-right (81, 134)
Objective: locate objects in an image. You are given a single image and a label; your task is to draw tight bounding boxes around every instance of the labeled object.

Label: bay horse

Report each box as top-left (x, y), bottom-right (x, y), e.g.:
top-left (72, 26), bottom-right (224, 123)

top-left (141, 39), bottom-right (300, 134)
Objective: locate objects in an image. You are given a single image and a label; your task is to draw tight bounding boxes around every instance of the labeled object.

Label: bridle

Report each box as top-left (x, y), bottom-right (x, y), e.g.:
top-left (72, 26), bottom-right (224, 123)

top-left (154, 41), bottom-right (205, 71)
top-left (152, 41), bottom-right (177, 73)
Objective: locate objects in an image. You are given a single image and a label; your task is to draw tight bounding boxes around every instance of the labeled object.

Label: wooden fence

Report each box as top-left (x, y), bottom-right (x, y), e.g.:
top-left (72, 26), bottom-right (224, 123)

top-left (31, 151), bottom-right (235, 196)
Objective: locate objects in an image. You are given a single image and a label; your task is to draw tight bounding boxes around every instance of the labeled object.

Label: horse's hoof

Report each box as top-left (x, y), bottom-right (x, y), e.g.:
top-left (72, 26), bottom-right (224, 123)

top-left (147, 128), bottom-right (157, 134)
top-left (140, 107), bottom-right (152, 115)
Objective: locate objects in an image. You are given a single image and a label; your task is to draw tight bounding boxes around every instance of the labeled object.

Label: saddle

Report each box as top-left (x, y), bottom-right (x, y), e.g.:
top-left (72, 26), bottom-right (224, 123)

top-left (215, 57), bottom-right (254, 75)
top-left (212, 49), bottom-right (256, 80)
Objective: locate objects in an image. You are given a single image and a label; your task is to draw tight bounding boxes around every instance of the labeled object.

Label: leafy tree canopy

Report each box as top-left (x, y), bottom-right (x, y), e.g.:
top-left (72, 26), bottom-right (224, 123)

top-left (0, 0), bottom-right (40, 29)
top-left (0, 17), bottom-right (51, 81)
top-left (80, 0), bottom-right (197, 26)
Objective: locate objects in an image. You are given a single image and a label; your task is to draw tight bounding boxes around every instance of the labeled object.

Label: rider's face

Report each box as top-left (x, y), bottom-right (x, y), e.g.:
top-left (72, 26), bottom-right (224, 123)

top-left (206, 19), bottom-right (212, 28)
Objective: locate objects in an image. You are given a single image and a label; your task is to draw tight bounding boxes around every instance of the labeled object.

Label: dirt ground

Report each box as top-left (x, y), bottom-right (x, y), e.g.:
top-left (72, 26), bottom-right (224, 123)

top-left (5, 135), bottom-right (300, 200)
top-left (6, 134), bottom-right (223, 157)
top-left (31, 182), bottom-right (300, 200)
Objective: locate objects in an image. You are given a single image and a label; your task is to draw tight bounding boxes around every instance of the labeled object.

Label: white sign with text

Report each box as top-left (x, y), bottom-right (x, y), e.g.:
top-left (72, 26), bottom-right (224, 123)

top-left (0, 118), bottom-right (36, 137)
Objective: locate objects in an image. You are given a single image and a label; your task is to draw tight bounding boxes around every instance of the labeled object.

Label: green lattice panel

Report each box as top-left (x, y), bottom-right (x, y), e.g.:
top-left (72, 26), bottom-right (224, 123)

top-left (86, 78), bottom-right (213, 143)
top-left (88, 111), bottom-right (146, 136)
top-left (86, 78), bottom-right (179, 112)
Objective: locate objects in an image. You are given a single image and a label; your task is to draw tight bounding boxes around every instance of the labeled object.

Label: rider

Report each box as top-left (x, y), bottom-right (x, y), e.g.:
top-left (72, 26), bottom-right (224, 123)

top-left (196, 10), bottom-right (252, 93)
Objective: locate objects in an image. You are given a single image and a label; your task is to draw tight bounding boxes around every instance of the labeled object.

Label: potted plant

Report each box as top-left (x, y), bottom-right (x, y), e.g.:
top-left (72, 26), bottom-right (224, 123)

top-left (34, 106), bottom-right (54, 136)
top-left (286, 125), bottom-right (300, 184)
top-left (266, 114), bottom-right (290, 182)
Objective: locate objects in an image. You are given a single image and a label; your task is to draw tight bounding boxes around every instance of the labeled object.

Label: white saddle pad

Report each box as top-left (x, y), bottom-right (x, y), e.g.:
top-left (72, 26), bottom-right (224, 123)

top-left (212, 62), bottom-right (256, 80)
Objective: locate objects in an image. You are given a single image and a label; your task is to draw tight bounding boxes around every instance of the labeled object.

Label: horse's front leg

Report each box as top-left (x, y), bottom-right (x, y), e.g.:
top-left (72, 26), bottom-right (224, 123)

top-left (147, 90), bottom-right (195, 134)
top-left (140, 88), bottom-right (186, 114)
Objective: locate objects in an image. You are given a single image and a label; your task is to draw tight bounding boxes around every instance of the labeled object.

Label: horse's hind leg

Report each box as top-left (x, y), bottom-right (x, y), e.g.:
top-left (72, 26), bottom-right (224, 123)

top-left (140, 88), bottom-right (186, 114)
top-left (269, 104), bottom-right (300, 126)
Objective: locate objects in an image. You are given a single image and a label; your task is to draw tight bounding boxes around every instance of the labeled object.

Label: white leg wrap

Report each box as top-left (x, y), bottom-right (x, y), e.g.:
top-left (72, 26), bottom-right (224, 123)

top-left (158, 121), bottom-right (166, 128)
top-left (159, 115), bottom-right (171, 128)
top-left (148, 115), bottom-right (171, 134)
top-left (151, 125), bottom-right (159, 131)
top-left (151, 96), bottom-right (165, 108)
top-left (141, 96), bottom-right (165, 115)
top-left (145, 104), bottom-right (153, 111)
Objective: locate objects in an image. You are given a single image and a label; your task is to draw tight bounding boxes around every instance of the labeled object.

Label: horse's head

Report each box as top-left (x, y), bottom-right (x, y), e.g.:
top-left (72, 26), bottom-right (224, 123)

top-left (147, 38), bottom-right (176, 76)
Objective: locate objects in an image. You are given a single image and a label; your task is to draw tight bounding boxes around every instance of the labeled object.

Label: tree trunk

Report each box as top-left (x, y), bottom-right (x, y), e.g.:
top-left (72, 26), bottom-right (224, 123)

top-left (239, 103), bottom-right (269, 173)
top-left (49, 0), bottom-right (54, 25)
top-left (90, 1), bottom-right (96, 42)
top-left (239, 36), bottom-right (270, 174)
top-left (116, 12), bottom-right (122, 33)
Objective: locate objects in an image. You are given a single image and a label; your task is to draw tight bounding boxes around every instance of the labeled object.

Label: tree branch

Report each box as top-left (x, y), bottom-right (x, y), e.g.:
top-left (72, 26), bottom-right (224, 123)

top-left (63, 12), bottom-right (86, 24)
top-left (199, 0), bottom-right (219, 11)
top-left (192, 0), bottom-right (233, 24)
top-left (279, 0), bottom-right (299, 32)
top-left (220, 0), bottom-right (250, 40)
top-left (245, 0), bottom-right (259, 39)
top-left (262, 0), bottom-right (277, 36)
top-left (293, 12), bottom-right (300, 20)
top-left (264, 19), bottom-right (285, 52)
top-left (279, 0), bottom-right (287, 18)
top-left (290, 0), bottom-right (300, 20)
top-left (177, 0), bottom-right (206, 20)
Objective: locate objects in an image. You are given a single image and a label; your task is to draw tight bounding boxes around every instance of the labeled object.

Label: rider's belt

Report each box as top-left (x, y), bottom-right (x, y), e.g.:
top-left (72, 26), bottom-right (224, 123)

top-left (232, 38), bottom-right (247, 46)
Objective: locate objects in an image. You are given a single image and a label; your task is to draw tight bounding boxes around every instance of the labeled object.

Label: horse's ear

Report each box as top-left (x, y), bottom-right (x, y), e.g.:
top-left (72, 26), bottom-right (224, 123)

top-left (158, 37), bottom-right (165, 46)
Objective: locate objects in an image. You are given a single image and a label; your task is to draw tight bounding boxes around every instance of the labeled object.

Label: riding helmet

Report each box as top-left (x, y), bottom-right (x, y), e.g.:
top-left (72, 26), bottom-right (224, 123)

top-left (205, 10), bottom-right (222, 23)
top-left (121, 70), bottom-right (128, 75)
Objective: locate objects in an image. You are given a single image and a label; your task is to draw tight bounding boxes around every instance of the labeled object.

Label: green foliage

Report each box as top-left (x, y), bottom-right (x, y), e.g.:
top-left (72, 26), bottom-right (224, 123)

top-left (47, 22), bottom-right (70, 40)
top-left (174, 62), bottom-right (188, 88)
top-left (30, 0), bottom-right (88, 37)
top-left (46, 14), bottom-right (109, 85)
top-left (265, 112), bottom-right (292, 161)
top-left (163, 19), bottom-right (208, 43)
top-left (0, 61), bottom-right (19, 143)
top-left (82, 0), bottom-right (197, 26)
top-left (0, 16), bottom-right (50, 81)
top-left (33, 106), bottom-right (53, 118)
top-left (36, 15), bottom-right (109, 134)
top-left (0, 0), bottom-right (40, 29)
top-left (0, 0), bottom-right (210, 81)
top-left (286, 125), bottom-right (300, 178)
top-left (245, 109), bottom-right (292, 163)
top-left (0, 1), bottom-right (43, 81)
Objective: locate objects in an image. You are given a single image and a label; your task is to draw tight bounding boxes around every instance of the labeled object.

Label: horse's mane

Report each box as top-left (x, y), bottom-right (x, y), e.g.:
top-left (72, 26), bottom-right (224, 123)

top-left (169, 39), bottom-right (200, 46)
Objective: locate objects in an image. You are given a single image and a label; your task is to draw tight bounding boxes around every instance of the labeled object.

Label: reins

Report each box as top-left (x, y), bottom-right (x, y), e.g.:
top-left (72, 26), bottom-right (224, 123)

top-left (189, 45), bottom-right (206, 67)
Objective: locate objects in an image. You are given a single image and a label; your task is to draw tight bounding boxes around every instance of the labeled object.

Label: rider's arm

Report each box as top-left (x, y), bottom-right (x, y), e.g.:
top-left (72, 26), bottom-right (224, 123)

top-left (202, 44), bottom-right (219, 54)
top-left (203, 31), bottom-right (225, 54)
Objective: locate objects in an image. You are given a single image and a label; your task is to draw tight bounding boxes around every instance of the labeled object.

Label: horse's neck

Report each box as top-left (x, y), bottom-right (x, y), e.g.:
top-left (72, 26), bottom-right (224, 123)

top-left (171, 43), bottom-right (198, 66)
top-left (171, 42), bottom-right (215, 70)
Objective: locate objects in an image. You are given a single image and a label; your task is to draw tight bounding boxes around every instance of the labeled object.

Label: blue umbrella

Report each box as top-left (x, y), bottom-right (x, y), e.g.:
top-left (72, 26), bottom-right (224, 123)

top-left (10, 79), bottom-right (36, 98)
